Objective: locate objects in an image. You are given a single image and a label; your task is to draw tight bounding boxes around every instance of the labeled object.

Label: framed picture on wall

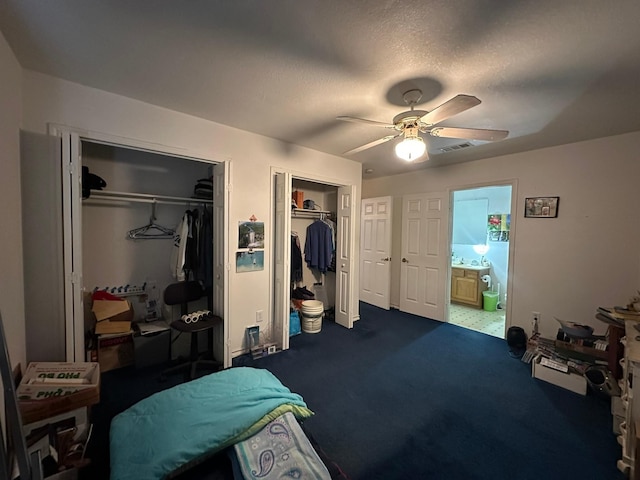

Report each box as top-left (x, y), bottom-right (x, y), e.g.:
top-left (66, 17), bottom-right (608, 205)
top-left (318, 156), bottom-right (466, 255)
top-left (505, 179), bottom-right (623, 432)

top-left (524, 196), bottom-right (559, 218)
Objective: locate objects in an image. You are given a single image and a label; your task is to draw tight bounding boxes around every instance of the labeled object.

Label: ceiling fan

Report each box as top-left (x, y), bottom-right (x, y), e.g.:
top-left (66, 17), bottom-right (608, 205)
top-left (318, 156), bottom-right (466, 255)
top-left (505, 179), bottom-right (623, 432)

top-left (337, 89), bottom-right (509, 161)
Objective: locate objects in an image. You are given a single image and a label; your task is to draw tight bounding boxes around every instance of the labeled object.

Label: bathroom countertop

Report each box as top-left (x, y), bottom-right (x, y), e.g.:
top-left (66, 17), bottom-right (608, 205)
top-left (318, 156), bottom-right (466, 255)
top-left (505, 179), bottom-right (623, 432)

top-left (451, 264), bottom-right (490, 271)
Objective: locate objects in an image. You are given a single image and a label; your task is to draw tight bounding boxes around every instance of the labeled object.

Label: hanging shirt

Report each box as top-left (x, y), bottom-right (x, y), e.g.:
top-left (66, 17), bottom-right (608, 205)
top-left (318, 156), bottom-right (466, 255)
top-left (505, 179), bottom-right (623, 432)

top-left (170, 212), bottom-right (190, 281)
top-left (291, 233), bottom-right (303, 283)
top-left (304, 220), bottom-right (333, 273)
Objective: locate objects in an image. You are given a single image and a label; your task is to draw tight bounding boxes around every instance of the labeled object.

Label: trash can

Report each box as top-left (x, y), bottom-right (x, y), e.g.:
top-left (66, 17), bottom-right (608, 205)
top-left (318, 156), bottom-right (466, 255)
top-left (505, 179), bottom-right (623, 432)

top-left (482, 291), bottom-right (499, 312)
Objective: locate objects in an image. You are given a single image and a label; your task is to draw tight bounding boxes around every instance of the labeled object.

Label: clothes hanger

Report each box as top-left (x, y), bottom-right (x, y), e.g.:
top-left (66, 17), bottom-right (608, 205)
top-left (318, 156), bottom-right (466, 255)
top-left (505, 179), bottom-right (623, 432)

top-left (127, 201), bottom-right (176, 240)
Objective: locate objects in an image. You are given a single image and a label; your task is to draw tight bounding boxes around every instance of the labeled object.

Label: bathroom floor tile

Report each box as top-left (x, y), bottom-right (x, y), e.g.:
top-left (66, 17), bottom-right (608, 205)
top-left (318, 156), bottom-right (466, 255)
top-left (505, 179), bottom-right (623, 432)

top-left (449, 304), bottom-right (505, 338)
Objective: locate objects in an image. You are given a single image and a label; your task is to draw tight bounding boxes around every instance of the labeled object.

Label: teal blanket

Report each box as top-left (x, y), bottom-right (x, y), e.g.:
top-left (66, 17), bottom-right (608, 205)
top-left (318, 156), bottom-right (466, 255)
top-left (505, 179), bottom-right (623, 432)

top-left (110, 367), bottom-right (314, 480)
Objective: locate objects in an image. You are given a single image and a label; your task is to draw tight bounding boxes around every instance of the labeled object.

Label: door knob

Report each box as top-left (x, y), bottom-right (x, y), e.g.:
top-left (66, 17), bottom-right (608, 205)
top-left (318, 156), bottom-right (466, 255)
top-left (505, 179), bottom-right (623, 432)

top-left (381, 257), bottom-right (390, 261)
top-left (402, 258), bottom-right (409, 263)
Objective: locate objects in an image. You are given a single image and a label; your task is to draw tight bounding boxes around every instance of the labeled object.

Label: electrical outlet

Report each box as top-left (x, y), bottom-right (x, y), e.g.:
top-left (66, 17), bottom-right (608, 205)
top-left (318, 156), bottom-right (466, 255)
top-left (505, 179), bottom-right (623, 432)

top-left (256, 310), bottom-right (264, 322)
top-left (532, 311), bottom-right (540, 334)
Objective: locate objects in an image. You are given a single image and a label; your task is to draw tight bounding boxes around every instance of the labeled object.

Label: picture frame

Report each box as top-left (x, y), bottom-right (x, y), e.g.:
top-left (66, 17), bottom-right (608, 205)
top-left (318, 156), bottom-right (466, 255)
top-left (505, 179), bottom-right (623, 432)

top-left (236, 250), bottom-right (264, 272)
top-left (524, 196), bottom-right (559, 218)
top-left (246, 325), bottom-right (260, 349)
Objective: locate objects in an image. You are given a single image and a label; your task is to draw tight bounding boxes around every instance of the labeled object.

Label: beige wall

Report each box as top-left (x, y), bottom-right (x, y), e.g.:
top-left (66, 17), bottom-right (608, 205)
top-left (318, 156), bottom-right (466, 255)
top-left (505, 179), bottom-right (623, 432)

top-left (363, 132), bottom-right (640, 338)
top-left (13, 55), bottom-right (640, 359)
top-left (21, 71), bottom-right (362, 356)
top-left (0, 30), bottom-right (25, 369)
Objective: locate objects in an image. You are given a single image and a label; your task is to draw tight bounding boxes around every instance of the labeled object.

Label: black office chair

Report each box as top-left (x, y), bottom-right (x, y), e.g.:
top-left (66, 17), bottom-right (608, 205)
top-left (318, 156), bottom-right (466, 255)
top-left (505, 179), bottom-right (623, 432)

top-left (160, 281), bottom-right (223, 381)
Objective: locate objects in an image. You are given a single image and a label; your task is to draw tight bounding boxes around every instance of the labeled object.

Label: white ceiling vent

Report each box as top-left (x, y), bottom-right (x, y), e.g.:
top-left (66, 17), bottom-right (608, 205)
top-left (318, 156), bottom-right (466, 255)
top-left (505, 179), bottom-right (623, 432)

top-left (440, 142), bottom-right (473, 153)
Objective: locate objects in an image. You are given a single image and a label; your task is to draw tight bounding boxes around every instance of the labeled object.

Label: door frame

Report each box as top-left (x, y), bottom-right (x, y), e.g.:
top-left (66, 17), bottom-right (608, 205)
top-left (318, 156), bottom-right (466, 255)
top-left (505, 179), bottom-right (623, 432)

top-left (270, 166), bottom-right (359, 351)
top-left (447, 179), bottom-right (518, 333)
top-left (48, 123), bottom-right (231, 365)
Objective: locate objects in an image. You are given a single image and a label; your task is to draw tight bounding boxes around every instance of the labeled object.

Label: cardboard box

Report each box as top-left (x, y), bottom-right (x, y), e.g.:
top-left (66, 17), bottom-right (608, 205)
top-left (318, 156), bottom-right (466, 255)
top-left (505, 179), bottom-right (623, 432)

top-left (292, 190), bottom-right (304, 208)
top-left (95, 319), bottom-right (132, 335)
top-left (532, 357), bottom-right (587, 395)
top-left (97, 332), bottom-right (134, 372)
top-left (17, 362), bottom-right (100, 424)
top-left (92, 299), bottom-right (133, 322)
top-left (93, 299), bottom-right (134, 334)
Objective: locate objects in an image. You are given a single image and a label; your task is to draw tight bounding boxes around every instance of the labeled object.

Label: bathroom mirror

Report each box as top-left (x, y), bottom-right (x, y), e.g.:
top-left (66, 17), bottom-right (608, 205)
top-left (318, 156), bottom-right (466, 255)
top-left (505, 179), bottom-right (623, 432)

top-left (452, 198), bottom-right (488, 245)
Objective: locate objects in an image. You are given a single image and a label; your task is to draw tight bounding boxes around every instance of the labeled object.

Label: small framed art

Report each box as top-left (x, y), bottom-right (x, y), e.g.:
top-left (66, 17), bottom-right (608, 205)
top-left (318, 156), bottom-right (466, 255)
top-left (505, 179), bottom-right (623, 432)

top-left (524, 196), bottom-right (559, 218)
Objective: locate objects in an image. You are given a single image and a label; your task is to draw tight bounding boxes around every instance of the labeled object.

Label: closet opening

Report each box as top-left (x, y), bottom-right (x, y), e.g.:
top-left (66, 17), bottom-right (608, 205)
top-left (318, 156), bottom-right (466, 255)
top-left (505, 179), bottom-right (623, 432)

top-left (80, 141), bottom-right (224, 367)
top-left (272, 170), bottom-right (356, 352)
top-left (48, 126), bottom-right (229, 368)
top-left (290, 179), bottom-right (338, 328)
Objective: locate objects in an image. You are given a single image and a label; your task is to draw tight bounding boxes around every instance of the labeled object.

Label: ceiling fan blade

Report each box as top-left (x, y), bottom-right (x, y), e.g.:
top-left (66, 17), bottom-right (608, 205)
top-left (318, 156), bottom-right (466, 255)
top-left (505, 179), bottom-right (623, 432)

top-left (343, 134), bottom-right (401, 155)
top-left (337, 116), bottom-right (396, 129)
top-left (420, 94), bottom-right (482, 126)
top-left (430, 126), bottom-right (509, 141)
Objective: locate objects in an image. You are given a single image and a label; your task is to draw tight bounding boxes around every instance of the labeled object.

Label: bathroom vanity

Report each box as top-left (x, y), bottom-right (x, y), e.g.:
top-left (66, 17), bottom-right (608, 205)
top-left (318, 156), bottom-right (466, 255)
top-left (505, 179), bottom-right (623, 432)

top-left (451, 265), bottom-right (490, 309)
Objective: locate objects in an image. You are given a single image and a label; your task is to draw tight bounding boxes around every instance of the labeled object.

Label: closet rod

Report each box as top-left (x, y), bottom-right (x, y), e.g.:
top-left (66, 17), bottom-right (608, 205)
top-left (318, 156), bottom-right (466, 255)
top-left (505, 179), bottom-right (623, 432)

top-left (88, 190), bottom-right (213, 206)
top-left (291, 208), bottom-right (333, 219)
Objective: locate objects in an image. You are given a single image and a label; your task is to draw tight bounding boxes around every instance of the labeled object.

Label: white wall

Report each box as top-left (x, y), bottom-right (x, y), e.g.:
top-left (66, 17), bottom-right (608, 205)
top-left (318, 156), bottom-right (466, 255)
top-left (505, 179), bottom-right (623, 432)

top-left (21, 71), bottom-right (362, 356)
top-left (0, 30), bottom-right (25, 370)
top-left (363, 132), bottom-right (640, 338)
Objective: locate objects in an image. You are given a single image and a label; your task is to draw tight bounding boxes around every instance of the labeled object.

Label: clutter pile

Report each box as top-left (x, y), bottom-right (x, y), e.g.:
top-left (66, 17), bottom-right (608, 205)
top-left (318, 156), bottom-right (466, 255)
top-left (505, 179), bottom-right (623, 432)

top-left (522, 317), bottom-right (612, 396)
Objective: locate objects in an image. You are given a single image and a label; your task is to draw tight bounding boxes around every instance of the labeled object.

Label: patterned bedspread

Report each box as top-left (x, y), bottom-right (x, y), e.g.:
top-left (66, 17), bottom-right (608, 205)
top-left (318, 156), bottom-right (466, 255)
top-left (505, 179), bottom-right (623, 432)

top-left (232, 412), bottom-right (331, 479)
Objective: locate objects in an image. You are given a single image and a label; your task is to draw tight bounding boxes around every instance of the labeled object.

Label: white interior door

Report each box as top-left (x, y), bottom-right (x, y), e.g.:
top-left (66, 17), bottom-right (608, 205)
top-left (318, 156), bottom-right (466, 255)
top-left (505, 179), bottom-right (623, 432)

top-left (274, 172), bottom-right (292, 349)
top-left (399, 192), bottom-right (448, 321)
top-left (212, 161), bottom-right (229, 367)
top-left (335, 185), bottom-right (355, 328)
top-left (359, 196), bottom-right (392, 309)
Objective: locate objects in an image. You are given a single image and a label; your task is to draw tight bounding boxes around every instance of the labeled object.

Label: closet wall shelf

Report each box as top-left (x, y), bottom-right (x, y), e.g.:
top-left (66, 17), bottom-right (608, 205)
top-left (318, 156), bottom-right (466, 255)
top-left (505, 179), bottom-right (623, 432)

top-left (291, 208), bottom-right (333, 218)
top-left (86, 190), bottom-right (213, 206)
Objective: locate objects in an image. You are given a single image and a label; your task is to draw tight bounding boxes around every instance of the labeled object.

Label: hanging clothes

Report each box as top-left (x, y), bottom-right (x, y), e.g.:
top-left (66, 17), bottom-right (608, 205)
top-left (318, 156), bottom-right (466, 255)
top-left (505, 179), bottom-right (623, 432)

top-left (197, 206), bottom-right (214, 290)
top-left (170, 209), bottom-right (203, 281)
top-left (304, 219), bottom-right (333, 273)
top-left (170, 212), bottom-right (190, 281)
top-left (291, 233), bottom-right (303, 283)
top-left (322, 217), bottom-right (337, 272)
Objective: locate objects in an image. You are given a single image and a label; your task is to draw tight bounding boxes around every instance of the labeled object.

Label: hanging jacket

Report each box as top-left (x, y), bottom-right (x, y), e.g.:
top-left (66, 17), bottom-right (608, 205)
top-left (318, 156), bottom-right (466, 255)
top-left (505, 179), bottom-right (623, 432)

top-left (304, 220), bottom-right (333, 273)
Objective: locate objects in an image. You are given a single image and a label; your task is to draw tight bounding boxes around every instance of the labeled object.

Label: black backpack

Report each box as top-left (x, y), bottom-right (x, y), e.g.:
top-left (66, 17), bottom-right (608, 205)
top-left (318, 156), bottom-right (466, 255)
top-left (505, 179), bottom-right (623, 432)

top-left (506, 326), bottom-right (527, 356)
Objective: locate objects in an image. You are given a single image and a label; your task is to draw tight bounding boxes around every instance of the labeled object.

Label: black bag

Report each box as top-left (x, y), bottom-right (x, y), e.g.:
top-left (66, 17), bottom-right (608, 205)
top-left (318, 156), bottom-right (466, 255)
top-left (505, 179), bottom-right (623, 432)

top-left (82, 166), bottom-right (107, 199)
top-left (506, 326), bottom-right (527, 356)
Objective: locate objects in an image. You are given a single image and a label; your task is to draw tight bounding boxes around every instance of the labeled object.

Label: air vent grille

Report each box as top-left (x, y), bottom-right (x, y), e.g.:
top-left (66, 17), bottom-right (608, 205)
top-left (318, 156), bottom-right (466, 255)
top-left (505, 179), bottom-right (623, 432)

top-left (440, 142), bottom-right (473, 153)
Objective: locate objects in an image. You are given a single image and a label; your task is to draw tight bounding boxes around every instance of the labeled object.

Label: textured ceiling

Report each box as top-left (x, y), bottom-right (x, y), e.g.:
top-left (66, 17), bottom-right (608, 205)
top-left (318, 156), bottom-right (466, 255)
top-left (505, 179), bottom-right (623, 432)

top-left (2, 1), bottom-right (640, 178)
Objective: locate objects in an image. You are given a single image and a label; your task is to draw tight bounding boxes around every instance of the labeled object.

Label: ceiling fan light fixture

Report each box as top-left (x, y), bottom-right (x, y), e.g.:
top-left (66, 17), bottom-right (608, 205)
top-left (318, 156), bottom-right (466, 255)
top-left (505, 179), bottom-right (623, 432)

top-left (395, 136), bottom-right (426, 162)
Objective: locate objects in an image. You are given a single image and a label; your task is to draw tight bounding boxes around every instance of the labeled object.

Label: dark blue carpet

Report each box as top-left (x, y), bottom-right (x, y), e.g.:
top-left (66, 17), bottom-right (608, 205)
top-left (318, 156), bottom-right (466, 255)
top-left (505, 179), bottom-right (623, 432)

top-left (236, 302), bottom-right (624, 480)
top-left (86, 302), bottom-right (623, 479)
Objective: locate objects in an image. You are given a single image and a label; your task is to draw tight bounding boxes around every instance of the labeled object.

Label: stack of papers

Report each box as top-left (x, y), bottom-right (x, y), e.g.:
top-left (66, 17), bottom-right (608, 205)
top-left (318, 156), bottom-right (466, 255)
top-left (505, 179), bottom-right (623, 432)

top-left (136, 320), bottom-right (170, 336)
top-left (596, 306), bottom-right (639, 326)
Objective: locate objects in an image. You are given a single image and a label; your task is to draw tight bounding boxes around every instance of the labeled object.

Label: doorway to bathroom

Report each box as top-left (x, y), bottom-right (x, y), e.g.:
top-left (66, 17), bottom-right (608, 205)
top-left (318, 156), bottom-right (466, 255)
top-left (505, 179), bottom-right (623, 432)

top-left (449, 184), bottom-right (513, 339)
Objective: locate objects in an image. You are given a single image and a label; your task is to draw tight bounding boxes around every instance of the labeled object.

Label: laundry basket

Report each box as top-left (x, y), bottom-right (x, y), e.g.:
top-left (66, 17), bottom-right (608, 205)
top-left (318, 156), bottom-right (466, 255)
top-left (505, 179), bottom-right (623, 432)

top-left (300, 300), bottom-right (324, 333)
top-left (482, 291), bottom-right (499, 312)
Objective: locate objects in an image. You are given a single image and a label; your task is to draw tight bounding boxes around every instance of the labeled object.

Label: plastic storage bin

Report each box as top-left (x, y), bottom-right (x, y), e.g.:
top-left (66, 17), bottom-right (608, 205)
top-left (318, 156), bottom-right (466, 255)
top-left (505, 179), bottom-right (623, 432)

top-left (482, 291), bottom-right (499, 311)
